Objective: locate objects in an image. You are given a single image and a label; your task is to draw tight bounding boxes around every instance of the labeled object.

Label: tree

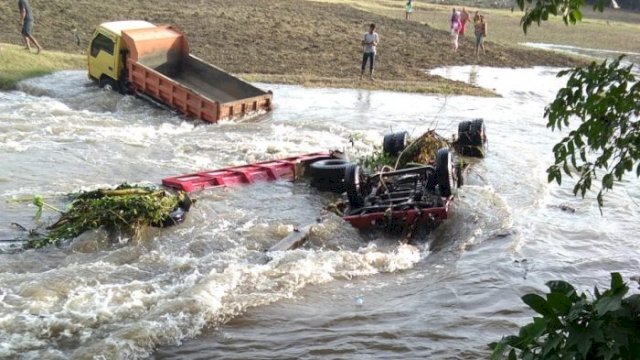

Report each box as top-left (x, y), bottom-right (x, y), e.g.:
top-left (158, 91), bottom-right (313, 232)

top-left (490, 2), bottom-right (640, 358)
top-left (546, 58), bottom-right (640, 208)
top-left (516, 0), bottom-right (608, 34)
top-left (516, 0), bottom-right (639, 208)
top-left (489, 273), bottom-right (640, 359)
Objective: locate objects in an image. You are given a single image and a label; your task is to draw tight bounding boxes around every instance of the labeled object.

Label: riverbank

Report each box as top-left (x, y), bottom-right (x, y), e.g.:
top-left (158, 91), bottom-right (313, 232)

top-left (340, 0), bottom-right (640, 53)
top-left (0, 44), bottom-right (84, 90)
top-left (1, 0), bottom-right (637, 94)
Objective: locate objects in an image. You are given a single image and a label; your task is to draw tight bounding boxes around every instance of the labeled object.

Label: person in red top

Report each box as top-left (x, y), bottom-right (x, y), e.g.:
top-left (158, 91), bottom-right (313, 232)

top-left (459, 8), bottom-right (470, 37)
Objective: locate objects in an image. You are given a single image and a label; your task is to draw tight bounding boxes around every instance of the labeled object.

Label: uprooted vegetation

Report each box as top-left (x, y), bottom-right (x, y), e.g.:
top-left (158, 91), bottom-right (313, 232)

top-left (26, 184), bottom-right (190, 249)
top-left (358, 130), bottom-right (450, 171)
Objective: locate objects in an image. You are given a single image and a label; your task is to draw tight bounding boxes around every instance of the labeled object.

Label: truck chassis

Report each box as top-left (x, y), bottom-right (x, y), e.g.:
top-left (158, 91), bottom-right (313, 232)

top-left (162, 120), bottom-right (488, 247)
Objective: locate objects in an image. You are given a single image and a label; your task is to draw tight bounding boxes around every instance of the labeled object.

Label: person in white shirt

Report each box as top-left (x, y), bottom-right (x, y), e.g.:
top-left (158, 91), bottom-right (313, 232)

top-left (360, 23), bottom-right (379, 81)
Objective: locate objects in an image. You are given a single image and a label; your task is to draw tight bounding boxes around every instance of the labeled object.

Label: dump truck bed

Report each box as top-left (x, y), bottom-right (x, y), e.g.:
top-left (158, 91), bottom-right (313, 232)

top-left (168, 55), bottom-right (266, 103)
top-left (122, 25), bottom-right (271, 123)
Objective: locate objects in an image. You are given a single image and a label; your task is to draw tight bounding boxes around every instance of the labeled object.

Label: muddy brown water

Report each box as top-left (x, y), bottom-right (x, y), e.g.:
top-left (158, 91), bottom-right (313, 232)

top-left (0, 47), bottom-right (638, 359)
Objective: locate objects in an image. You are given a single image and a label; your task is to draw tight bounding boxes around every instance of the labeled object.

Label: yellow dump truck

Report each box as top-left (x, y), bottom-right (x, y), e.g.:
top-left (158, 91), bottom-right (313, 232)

top-left (87, 21), bottom-right (272, 123)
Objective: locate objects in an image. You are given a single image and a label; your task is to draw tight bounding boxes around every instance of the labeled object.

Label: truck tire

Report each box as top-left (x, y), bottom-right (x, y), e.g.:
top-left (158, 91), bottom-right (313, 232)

top-left (455, 163), bottom-right (464, 188)
top-left (457, 120), bottom-right (472, 145)
top-left (382, 133), bottom-right (395, 155)
top-left (383, 131), bottom-right (409, 156)
top-left (345, 164), bottom-right (366, 209)
top-left (153, 206), bottom-right (187, 228)
top-left (426, 170), bottom-right (437, 192)
top-left (309, 159), bottom-right (351, 193)
top-left (99, 76), bottom-right (118, 92)
top-left (152, 193), bottom-right (192, 228)
top-left (436, 148), bottom-right (454, 197)
top-left (468, 119), bottom-right (486, 147)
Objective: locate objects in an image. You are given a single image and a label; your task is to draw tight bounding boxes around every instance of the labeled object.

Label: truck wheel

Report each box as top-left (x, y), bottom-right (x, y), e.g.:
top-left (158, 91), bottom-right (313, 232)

top-left (99, 76), bottom-right (117, 92)
top-left (345, 164), bottom-right (366, 209)
top-left (154, 206), bottom-right (188, 228)
top-left (468, 119), bottom-right (486, 147)
top-left (309, 159), bottom-right (351, 193)
top-left (455, 163), bottom-right (464, 188)
top-left (457, 120), bottom-right (472, 145)
top-left (436, 148), bottom-right (454, 197)
top-left (383, 131), bottom-right (409, 156)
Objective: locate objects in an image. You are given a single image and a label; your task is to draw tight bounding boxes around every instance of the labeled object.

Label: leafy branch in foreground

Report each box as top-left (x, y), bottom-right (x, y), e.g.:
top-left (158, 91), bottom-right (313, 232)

top-left (545, 56), bottom-right (640, 208)
top-left (514, 0), bottom-right (608, 33)
top-left (490, 273), bottom-right (640, 360)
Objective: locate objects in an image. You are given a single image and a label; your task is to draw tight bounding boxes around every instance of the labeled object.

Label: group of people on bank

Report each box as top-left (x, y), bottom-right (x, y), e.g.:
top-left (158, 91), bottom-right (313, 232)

top-left (360, 3), bottom-right (489, 81)
top-left (450, 7), bottom-right (488, 57)
top-left (405, 0), bottom-right (488, 57)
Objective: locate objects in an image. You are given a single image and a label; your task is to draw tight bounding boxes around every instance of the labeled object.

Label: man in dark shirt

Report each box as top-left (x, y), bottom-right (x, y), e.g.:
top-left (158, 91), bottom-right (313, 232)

top-left (18, 0), bottom-right (42, 54)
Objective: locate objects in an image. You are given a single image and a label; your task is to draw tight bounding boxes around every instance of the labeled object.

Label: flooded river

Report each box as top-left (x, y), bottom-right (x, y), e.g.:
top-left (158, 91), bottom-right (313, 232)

top-left (1, 49), bottom-right (639, 359)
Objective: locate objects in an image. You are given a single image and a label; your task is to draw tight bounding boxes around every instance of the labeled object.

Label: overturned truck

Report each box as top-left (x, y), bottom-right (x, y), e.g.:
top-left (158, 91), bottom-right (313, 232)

top-left (22, 120), bottom-right (486, 249)
top-left (163, 119), bottom-right (488, 249)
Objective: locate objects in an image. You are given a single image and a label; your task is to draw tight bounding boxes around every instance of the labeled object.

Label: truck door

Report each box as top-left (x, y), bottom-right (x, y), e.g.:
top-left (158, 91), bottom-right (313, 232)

top-left (88, 31), bottom-right (118, 85)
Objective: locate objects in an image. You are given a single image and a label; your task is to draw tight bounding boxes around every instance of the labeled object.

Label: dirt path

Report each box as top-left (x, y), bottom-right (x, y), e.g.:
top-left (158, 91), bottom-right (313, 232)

top-left (0, 0), bottom-right (585, 94)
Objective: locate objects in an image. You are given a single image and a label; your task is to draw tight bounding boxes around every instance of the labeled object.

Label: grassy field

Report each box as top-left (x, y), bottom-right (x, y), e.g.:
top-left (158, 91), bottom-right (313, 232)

top-left (240, 73), bottom-right (495, 96)
top-left (0, 0), bottom-right (637, 93)
top-left (364, 0), bottom-right (640, 53)
top-left (0, 44), bottom-right (85, 90)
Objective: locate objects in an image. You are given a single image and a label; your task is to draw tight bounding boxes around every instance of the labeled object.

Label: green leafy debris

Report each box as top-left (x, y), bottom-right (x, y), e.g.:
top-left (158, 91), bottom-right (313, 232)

top-left (358, 130), bottom-right (450, 172)
top-left (26, 184), bottom-right (190, 249)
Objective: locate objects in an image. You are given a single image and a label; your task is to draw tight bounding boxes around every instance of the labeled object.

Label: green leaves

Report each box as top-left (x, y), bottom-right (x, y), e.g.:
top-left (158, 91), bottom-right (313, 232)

top-left (26, 184), bottom-right (186, 248)
top-left (523, 294), bottom-right (560, 323)
top-left (32, 194), bottom-right (64, 220)
top-left (514, 0), bottom-right (607, 33)
top-left (490, 273), bottom-right (640, 359)
top-left (513, 1), bottom-right (639, 209)
top-left (33, 194), bottom-right (44, 221)
top-left (544, 56), bottom-right (640, 208)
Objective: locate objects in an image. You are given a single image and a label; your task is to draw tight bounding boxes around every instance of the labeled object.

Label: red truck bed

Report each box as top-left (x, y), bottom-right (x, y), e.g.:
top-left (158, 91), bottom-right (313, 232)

top-left (162, 153), bottom-right (333, 192)
top-left (122, 25), bottom-right (272, 123)
top-left (161, 152), bottom-right (451, 230)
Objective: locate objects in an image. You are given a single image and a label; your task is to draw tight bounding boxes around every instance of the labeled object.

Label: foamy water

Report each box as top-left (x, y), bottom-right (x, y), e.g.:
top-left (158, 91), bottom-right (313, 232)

top-left (0, 49), bottom-right (639, 359)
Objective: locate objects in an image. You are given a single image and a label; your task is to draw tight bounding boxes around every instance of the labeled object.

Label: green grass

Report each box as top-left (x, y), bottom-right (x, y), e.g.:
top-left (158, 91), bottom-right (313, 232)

top-left (312, 0), bottom-right (640, 53)
top-left (240, 73), bottom-right (497, 96)
top-left (0, 44), bottom-right (85, 90)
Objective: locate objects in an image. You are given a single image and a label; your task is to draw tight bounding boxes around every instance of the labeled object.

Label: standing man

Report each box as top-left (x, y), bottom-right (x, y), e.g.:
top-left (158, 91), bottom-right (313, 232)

top-left (360, 23), bottom-right (379, 81)
top-left (18, 0), bottom-right (42, 54)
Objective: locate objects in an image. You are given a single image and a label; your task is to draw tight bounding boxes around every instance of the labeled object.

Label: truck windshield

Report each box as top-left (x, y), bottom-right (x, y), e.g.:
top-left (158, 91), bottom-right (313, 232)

top-left (91, 33), bottom-right (115, 57)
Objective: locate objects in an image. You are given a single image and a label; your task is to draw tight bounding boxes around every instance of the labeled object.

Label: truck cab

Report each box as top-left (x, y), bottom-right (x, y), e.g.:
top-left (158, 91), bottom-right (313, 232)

top-left (87, 20), bottom-right (155, 90)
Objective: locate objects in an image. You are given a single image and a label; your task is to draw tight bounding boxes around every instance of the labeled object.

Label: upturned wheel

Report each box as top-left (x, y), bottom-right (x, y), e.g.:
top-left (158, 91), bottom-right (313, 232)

top-left (457, 120), bottom-right (472, 145)
top-left (309, 159), bottom-right (352, 193)
top-left (383, 131), bottom-right (409, 156)
top-left (468, 118), bottom-right (486, 147)
top-left (344, 163), bottom-right (367, 209)
top-left (436, 148), bottom-right (454, 197)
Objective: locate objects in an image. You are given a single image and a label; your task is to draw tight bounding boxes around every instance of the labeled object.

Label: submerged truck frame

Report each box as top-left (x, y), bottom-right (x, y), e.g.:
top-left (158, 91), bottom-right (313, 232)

top-left (162, 120), bottom-right (488, 248)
